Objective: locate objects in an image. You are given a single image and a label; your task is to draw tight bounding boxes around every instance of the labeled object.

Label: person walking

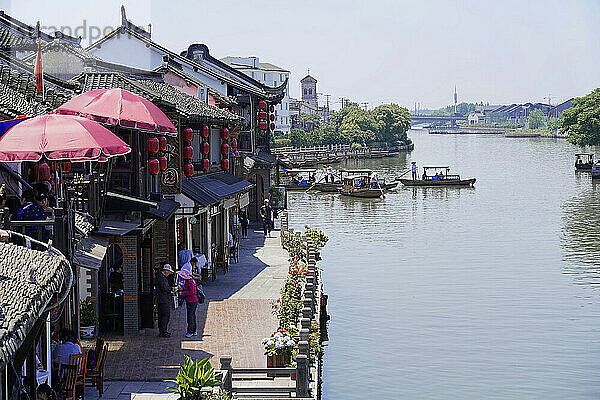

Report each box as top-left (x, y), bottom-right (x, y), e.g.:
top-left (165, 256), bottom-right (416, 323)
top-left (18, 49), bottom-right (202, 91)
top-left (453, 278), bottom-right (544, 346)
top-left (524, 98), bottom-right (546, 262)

top-left (411, 161), bottom-right (417, 180)
top-left (155, 264), bottom-right (174, 338)
top-left (259, 199), bottom-right (273, 237)
top-left (177, 269), bottom-right (199, 338)
top-left (239, 209), bottom-right (249, 238)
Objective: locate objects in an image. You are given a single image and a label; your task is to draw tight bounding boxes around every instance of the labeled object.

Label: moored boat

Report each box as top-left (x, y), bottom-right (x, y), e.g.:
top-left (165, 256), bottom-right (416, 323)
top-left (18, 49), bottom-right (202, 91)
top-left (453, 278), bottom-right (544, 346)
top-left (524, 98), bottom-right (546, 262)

top-left (575, 153), bottom-right (594, 171)
top-left (339, 173), bottom-right (386, 198)
top-left (400, 166), bottom-right (476, 187)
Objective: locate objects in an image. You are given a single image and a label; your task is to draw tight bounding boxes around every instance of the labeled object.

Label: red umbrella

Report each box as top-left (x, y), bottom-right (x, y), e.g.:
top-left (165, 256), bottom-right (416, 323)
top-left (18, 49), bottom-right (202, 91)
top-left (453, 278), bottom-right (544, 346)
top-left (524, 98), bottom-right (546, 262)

top-left (0, 114), bottom-right (131, 161)
top-left (56, 88), bottom-right (177, 134)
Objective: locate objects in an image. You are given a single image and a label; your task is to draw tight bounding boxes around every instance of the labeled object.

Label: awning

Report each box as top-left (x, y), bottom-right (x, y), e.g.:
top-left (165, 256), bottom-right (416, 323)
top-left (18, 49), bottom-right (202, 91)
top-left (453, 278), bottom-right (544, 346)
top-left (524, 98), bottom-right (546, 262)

top-left (105, 191), bottom-right (158, 212)
top-left (73, 235), bottom-right (108, 270)
top-left (96, 220), bottom-right (140, 236)
top-left (182, 172), bottom-right (252, 207)
top-left (144, 198), bottom-right (179, 220)
top-left (182, 178), bottom-right (221, 207)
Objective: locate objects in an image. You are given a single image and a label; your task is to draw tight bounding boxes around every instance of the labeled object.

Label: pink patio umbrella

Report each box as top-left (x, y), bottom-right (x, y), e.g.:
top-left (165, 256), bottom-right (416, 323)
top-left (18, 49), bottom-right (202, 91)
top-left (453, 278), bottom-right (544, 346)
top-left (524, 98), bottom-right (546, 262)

top-left (55, 88), bottom-right (177, 134)
top-left (0, 114), bottom-right (131, 162)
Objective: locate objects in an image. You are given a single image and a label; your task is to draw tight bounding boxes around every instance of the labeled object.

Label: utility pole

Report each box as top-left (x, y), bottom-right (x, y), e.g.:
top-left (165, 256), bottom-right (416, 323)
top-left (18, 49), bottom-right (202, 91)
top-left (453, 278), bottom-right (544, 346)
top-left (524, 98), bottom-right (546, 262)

top-left (544, 94), bottom-right (552, 106)
top-left (361, 102), bottom-right (369, 111)
top-left (339, 97), bottom-right (346, 109)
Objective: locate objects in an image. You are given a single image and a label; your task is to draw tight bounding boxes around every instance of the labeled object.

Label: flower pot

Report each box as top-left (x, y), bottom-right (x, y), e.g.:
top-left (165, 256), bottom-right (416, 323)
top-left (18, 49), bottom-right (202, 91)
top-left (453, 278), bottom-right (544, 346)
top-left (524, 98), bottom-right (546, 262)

top-left (80, 325), bottom-right (95, 339)
top-left (267, 354), bottom-right (291, 378)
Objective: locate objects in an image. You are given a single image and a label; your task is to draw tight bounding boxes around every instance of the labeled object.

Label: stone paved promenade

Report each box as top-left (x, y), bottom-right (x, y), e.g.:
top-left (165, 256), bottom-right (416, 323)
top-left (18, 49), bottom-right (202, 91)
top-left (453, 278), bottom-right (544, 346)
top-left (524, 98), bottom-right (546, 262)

top-left (101, 224), bottom-right (289, 384)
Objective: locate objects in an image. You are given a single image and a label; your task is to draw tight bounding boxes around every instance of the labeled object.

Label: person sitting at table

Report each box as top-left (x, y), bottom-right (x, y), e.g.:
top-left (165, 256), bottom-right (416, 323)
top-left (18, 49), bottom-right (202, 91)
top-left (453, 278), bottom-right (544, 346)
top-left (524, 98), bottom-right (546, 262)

top-left (51, 329), bottom-right (81, 376)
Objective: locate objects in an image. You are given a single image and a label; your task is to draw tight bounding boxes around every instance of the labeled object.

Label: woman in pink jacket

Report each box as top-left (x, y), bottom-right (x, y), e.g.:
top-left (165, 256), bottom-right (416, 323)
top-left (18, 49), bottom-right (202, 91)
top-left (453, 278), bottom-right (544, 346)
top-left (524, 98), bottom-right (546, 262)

top-left (177, 269), bottom-right (199, 338)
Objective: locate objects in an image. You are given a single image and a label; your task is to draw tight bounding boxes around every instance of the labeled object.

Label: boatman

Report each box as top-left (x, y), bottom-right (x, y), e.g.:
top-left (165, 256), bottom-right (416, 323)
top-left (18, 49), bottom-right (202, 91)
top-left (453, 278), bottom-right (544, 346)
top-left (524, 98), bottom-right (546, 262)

top-left (411, 162), bottom-right (417, 180)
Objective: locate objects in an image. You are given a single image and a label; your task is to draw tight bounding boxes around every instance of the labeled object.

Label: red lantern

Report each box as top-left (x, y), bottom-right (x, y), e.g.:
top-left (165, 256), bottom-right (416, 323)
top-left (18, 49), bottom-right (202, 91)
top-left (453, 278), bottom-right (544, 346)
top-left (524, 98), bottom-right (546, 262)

top-left (270, 123), bottom-right (276, 131)
top-left (158, 156), bottom-right (167, 171)
top-left (183, 146), bottom-right (194, 160)
top-left (269, 114), bottom-right (275, 121)
top-left (259, 121), bottom-right (267, 130)
top-left (234, 151), bottom-right (240, 157)
top-left (270, 105), bottom-right (275, 112)
top-left (38, 163), bottom-right (51, 181)
top-left (158, 136), bottom-right (167, 151)
top-left (184, 163), bottom-right (194, 177)
top-left (221, 143), bottom-right (229, 155)
top-left (258, 100), bottom-right (267, 110)
top-left (258, 111), bottom-right (267, 120)
top-left (220, 128), bottom-right (229, 140)
top-left (148, 159), bottom-right (159, 175)
top-left (183, 127), bottom-right (194, 142)
top-left (221, 158), bottom-right (229, 170)
top-left (202, 142), bottom-right (210, 155)
top-left (230, 138), bottom-right (238, 148)
top-left (202, 125), bottom-right (209, 138)
top-left (61, 161), bottom-right (72, 173)
top-left (203, 158), bottom-right (210, 171)
top-left (148, 137), bottom-right (159, 153)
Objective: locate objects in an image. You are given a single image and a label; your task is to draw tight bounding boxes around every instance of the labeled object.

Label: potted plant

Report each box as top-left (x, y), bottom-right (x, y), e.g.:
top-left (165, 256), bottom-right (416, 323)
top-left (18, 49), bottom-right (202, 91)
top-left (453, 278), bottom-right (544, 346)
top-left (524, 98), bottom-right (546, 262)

top-left (80, 298), bottom-right (97, 338)
top-left (263, 328), bottom-right (296, 377)
top-left (166, 355), bottom-right (221, 400)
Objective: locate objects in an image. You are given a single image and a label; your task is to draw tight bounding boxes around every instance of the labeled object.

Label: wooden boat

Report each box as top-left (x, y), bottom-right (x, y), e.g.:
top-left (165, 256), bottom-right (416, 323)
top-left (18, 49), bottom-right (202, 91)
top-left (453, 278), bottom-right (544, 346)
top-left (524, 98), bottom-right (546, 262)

top-left (339, 174), bottom-right (386, 198)
top-left (281, 168), bottom-right (317, 190)
top-left (575, 153), bottom-right (594, 171)
top-left (400, 166), bottom-right (476, 187)
top-left (313, 182), bottom-right (342, 192)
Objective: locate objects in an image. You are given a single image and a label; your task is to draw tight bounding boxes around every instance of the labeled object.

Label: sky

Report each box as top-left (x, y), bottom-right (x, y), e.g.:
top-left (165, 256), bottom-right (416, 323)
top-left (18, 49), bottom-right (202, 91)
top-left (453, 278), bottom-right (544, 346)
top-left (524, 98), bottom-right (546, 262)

top-left (2, 0), bottom-right (599, 110)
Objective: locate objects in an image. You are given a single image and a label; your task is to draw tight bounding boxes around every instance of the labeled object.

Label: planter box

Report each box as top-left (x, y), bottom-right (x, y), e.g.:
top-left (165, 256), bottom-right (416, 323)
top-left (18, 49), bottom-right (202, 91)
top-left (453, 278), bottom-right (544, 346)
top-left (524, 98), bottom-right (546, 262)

top-left (267, 354), bottom-right (292, 378)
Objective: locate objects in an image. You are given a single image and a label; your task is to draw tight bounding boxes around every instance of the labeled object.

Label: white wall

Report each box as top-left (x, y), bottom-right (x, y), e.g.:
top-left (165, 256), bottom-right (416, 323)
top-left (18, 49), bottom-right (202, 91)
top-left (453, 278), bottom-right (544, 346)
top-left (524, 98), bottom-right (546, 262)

top-left (89, 33), bottom-right (164, 71)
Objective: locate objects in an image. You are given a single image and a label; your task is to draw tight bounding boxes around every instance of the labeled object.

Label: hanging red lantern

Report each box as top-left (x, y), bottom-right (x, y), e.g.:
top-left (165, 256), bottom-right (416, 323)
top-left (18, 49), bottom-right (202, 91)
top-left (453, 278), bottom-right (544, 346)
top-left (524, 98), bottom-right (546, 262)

top-left (183, 127), bottom-right (194, 142)
top-left (158, 156), bottom-right (167, 171)
top-left (202, 125), bottom-right (210, 138)
top-left (38, 162), bottom-right (51, 181)
top-left (221, 143), bottom-right (229, 155)
top-left (148, 137), bottom-right (159, 153)
top-left (202, 142), bottom-right (210, 155)
top-left (258, 100), bottom-right (267, 110)
top-left (221, 158), bottom-right (229, 170)
top-left (220, 128), bottom-right (229, 140)
top-left (259, 121), bottom-right (267, 130)
top-left (234, 151), bottom-right (240, 157)
top-left (148, 159), bottom-right (159, 175)
top-left (61, 161), bottom-right (72, 173)
top-left (158, 136), bottom-right (167, 151)
top-left (203, 158), bottom-right (210, 171)
top-left (184, 163), bottom-right (194, 177)
top-left (270, 105), bottom-right (275, 112)
top-left (270, 123), bottom-right (276, 131)
top-left (183, 146), bottom-right (194, 160)
top-left (258, 111), bottom-right (267, 120)
top-left (230, 138), bottom-right (238, 148)
top-left (269, 114), bottom-right (275, 121)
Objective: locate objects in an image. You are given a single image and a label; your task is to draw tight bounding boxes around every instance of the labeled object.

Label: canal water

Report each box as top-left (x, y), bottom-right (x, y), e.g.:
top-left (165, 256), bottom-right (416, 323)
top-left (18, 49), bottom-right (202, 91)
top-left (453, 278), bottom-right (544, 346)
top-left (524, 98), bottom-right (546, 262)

top-left (286, 129), bottom-right (600, 399)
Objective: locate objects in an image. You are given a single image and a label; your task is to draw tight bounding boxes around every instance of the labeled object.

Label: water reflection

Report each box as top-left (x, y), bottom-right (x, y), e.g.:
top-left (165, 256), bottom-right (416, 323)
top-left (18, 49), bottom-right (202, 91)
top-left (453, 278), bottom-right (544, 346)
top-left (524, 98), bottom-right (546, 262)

top-left (561, 183), bottom-right (600, 286)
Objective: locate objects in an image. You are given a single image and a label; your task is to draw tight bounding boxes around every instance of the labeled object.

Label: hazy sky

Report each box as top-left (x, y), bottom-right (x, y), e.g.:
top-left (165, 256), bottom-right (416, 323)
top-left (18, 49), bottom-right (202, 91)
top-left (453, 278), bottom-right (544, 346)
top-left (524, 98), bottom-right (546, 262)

top-left (2, 0), bottom-right (599, 110)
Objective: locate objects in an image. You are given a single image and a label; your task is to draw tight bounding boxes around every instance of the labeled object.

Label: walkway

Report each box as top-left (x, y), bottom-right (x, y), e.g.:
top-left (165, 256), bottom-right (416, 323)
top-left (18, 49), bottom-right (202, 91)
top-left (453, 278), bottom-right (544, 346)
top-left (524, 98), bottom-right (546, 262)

top-left (100, 224), bottom-right (289, 385)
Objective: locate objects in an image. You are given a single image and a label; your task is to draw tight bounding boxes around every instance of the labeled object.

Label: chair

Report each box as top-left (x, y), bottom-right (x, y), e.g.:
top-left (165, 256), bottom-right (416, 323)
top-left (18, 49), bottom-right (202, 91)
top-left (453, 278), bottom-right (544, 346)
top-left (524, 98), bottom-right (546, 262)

top-left (69, 353), bottom-right (86, 400)
top-left (213, 245), bottom-right (228, 275)
top-left (61, 365), bottom-right (78, 400)
top-left (229, 235), bottom-right (239, 264)
top-left (86, 344), bottom-right (108, 396)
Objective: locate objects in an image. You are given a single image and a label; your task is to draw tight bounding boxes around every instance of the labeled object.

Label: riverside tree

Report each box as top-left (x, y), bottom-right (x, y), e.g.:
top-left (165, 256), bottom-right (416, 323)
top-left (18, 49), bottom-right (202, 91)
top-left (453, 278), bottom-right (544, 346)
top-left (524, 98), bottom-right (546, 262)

top-left (528, 109), bottom-right (546, 129)
top-left (561, 88), bottom-right (600, 146)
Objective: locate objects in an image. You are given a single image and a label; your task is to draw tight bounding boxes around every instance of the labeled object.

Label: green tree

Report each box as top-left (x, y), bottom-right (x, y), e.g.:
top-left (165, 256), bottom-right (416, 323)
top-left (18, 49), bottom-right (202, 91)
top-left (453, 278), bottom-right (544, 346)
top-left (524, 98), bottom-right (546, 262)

top-left (372, 103), bottom-right (411, 144)
top-left (298, 113), bottom-right (321, 132)
top-left (561, 89), bottom-right (600, 146)
top-left (528, 109), bottom-right (546, 129)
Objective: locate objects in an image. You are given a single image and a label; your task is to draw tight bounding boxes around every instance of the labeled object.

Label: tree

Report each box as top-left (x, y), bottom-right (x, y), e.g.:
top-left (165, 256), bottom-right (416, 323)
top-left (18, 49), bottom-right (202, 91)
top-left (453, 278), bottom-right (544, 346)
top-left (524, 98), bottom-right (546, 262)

top-left (527, 109), bottom-right (546, 129)
top-left (372, 104), bottom-right (411, 144)
top-left (298, 113), bottom-right (321, 132)
top-left (561, 88), bottom-right (600, 146)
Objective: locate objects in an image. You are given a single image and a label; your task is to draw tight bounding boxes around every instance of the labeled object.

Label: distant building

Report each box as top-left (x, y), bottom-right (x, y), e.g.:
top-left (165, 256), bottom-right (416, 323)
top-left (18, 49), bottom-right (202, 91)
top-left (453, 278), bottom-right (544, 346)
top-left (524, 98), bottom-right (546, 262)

top-left (548, 98), bottom-right (574, 119)
top-left (290, 74), bottom-right (330, 129)
top-left (488, 103), bottom-right (553, 125)
top-left (221, 56), bottom-right (291, 134)
top-left (301, 74), bottom-right (318, 108)
top-left (467, 105), bottom-right (502, 125)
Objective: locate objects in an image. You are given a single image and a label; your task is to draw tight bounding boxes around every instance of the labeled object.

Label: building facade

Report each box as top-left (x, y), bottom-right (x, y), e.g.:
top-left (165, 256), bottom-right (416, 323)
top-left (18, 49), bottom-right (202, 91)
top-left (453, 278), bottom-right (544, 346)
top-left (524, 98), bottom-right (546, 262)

top-left (220, 56), bottom-right (291, 134)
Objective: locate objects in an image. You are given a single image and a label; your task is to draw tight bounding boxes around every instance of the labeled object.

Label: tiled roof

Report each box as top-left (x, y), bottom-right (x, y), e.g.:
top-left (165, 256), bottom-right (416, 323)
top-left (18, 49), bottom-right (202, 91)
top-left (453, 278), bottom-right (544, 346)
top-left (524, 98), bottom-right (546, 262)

top-left (0, 240), bottom-right (72, 368)
top-left (0, 28), bottom-right (34, 51)
top-left (75, 71), bottom-right (241, 122)
top-left (21, 39), bottom-right (101, 64)
top-left (0, 61), bottom-right (74, 117)
top-left (74, 211), bottom-right (95, 237)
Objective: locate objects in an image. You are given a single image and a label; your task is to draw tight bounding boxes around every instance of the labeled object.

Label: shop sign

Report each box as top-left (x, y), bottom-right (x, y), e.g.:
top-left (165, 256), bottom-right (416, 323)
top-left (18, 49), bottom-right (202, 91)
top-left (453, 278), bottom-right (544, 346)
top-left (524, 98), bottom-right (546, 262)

top-left (239, 192), bottom-right (250, 208)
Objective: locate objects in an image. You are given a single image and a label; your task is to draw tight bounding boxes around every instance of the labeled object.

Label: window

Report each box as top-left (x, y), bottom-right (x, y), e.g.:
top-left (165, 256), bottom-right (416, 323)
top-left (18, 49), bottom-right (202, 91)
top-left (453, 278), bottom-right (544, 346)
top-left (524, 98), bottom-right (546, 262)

top-left (263, 73), bottom-right (266, 81)
top-left (309, 88), bottom-right (312, 95)
top-left (280, 73), bottom-right (284, 81)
